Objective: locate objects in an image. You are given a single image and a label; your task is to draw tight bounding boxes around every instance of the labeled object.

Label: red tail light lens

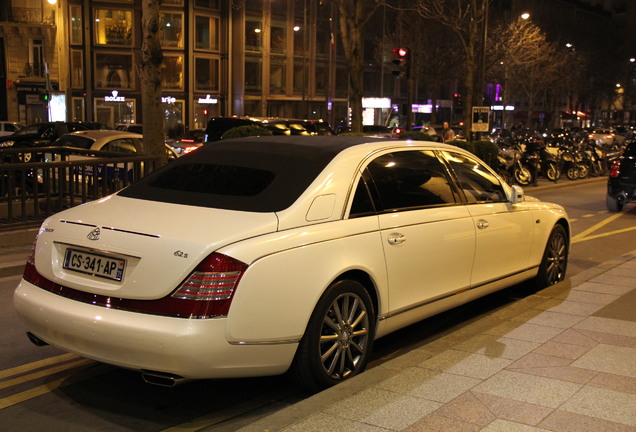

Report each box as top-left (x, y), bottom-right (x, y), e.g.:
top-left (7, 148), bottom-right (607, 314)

top-left (609, 160), bottom-right (621, 178)
top-left (173, 253), bottom-right (247, 302)
top-left (23, 251), bottom-right (248, 319)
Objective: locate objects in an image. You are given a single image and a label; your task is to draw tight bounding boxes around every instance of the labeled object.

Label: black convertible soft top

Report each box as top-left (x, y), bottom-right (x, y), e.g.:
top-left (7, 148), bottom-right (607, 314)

top-left (119, 136), bottom-right (376, 212)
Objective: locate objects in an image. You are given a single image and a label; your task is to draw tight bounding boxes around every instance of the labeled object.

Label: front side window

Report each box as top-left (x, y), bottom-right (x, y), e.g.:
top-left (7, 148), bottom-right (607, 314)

top-left (366, 150), bottom-right (458, 212)
top-left (441, 151), bottom-right (506, 203)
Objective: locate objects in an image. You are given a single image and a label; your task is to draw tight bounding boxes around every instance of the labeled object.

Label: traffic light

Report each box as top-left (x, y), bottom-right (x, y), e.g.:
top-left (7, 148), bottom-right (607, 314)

top-left (392, 47), bottom-right (410, 79)
top-left (40, 92), bottom-right (50, 102)
top-left (453, 93), bottom-right (462, 107)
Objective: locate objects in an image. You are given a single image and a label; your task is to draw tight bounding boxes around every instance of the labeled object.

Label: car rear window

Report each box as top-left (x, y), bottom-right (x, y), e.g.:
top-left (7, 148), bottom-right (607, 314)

top-left (149, 164), bottom-right (274, 196)
top-left (119, 136), bottom-right (367, 212)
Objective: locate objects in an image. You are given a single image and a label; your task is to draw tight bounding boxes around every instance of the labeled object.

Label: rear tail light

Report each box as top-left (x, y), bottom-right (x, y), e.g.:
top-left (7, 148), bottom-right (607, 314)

top-left (609, 160), bottom-right (621, 178)
top-left (173, 253), bottom-right (247, 301)
top-left (23, 250), bottom-right (248, 319)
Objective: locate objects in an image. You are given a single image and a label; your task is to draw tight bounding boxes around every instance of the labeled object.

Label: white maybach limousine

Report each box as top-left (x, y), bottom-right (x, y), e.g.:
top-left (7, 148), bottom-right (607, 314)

top-left (14, 136), bottom-right (570, 391)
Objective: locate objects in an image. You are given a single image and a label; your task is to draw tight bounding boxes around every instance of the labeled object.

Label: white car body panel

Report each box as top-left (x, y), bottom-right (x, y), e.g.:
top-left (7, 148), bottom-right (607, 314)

top-left (35, 195), bottom-right (278, 299)
top-left (13, 138), bottom-right (570, 381)
top-left (13, 282), bottom-right (296, 378)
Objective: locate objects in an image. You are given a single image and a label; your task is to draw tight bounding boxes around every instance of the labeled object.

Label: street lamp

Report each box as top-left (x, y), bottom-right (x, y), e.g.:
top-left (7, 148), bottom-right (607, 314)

top-left (521, 12), bottom-right (530, 20)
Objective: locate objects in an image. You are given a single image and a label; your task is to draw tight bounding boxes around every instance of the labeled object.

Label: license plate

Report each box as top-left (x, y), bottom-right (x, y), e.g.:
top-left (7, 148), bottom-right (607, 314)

top-left (63, 249), bottom-right (126, 281)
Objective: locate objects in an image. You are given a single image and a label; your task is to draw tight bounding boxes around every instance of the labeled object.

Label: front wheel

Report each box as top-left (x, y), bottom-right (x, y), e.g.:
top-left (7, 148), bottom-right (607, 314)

top-left (533, 224), bottom-right (568, 289)
top-left (566, 166), bottom-right (579, 180)
top-left (514, 166), bottom-right (531, 185)
top-left (545, 163), bottom-right (560, 182)
top-left (290, 279), bottom-right (375, 392)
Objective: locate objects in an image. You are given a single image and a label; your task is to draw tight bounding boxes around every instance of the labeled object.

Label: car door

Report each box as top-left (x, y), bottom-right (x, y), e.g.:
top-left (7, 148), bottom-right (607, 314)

top-left (439, 150), bottom-right (534, 287)
top-left (363, 150), bottom-right (476, 316)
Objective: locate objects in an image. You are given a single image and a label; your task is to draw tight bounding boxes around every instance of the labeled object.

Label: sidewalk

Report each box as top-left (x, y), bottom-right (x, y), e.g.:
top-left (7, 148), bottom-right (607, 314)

top-left (240, 250), bottom-right (636, 432)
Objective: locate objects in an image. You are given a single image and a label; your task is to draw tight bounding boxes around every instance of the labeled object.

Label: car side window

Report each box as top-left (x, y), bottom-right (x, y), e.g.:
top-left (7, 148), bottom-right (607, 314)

top-left (365, 150), bottom-right (458, 212)
top-left (349, 172), bottom-right (377, 218)
top-left (440, 151), bottom-right (506, 203)
top-left (105, 139), bottom-right (137, 153)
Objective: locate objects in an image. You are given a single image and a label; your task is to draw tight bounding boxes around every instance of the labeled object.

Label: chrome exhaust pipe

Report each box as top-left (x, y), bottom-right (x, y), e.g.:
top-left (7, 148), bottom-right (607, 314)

top-left (26, 332), bottom-right (49, 347)
top-left (141, 370), bottom-right (187, 387)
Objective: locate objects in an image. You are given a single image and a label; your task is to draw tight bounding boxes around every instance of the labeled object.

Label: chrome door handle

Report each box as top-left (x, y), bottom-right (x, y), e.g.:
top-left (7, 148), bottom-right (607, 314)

top-left (477, 219), bottom-right (489, 230)
top-left (387, 233), bottom-right (406, 245)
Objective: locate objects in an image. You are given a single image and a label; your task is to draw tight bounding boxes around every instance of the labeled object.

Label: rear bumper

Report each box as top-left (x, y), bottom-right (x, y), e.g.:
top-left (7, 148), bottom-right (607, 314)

top-left (13, 280), bottom-right (297, 379)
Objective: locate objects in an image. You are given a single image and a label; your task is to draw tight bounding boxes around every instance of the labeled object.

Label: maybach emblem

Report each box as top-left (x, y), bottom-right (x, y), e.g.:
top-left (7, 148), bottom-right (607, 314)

top-left (87, 227), bottom-right (101, 241)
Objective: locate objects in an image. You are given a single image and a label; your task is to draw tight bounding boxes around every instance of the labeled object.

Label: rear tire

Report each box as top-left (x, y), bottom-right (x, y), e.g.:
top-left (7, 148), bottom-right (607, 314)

top-left (290, 279), bottom-right (375, 392)
top-left (533, 224), bottom-right (568, 289)
top-left (606, 194), bottom-right (624, 212)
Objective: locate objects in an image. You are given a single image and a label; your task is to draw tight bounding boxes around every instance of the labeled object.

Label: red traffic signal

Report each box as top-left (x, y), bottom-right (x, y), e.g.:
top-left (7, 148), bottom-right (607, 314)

top-left (391, 47), bottom-right (410, 79)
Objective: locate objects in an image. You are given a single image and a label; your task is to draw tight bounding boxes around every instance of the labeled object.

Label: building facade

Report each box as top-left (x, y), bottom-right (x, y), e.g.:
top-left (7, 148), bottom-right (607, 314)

top-left (0, 0), bottom-right (374, 135)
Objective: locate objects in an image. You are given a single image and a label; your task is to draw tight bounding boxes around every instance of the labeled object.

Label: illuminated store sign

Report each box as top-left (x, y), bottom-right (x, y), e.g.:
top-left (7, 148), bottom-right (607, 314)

top-left (104, 90), bottom-right (125, 102)
top-left (198, 94), bottom-right (218, 104)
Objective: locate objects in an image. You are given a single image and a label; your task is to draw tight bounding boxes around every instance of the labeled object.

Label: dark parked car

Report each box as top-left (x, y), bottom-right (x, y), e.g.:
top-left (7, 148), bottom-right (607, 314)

top-left (204, 117), bottom-right (267, 142)
top-left (607, 140), bottom-right (636, 211)
top-left (0, 122), bottom-right (90, 162)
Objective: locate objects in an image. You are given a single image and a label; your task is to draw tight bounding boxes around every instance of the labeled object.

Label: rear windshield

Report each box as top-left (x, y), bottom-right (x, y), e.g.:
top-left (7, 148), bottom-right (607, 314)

top-left (119, 137), bottom-right (363, 212)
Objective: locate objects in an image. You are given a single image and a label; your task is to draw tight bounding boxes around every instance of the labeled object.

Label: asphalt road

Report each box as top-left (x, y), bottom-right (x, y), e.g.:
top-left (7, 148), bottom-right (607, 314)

top-left (1, 179), bottom-right (634, 431)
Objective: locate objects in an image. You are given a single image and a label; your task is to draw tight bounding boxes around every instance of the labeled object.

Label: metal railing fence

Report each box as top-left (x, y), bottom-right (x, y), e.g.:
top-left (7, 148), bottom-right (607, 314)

top-left (1, 147), bottom-right (161, 229)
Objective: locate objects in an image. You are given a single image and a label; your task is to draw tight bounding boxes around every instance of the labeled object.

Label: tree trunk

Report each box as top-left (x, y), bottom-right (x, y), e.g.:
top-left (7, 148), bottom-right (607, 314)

top-left (140, 0), bottom-right (167, 169)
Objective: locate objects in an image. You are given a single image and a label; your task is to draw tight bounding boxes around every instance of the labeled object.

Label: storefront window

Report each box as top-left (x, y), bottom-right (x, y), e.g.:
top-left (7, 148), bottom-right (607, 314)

top-left (270, 56), bottom-right (286, 95)
top-left (193, 99), bottom-right (219, 129)
top-left (72, 97), bottom-right (85, 122)
top-left (245, 18), bottom-right (262, 52)
top-left (271, 23), bottom-right (286, 54)
top-left (70, 5), bottom-right (82, 45)
top-left (71, 50), bottom-right (83, 89)
top-left (94, 9), bottom-right (133, 46)
top-left (315, 64), bottom-right (327, 95)
top-left (95, 98), bottom-right (135, 129)
top-left (163, 100), bottom-right (185, 138)
top-left (94, 53), bottom-right (134, 89)
top-left (162, 55), bottom-right (184, 90)
top-left (245, 57), bottom-right (262, 93)
top-left (194, 57), bottom-right (219, 92)
top-left (195, 15), bottom-right (219, 50)
top-left (160, 12), bottom-right (183, 48)
top-left (294, 58), bottom-right (306, 94)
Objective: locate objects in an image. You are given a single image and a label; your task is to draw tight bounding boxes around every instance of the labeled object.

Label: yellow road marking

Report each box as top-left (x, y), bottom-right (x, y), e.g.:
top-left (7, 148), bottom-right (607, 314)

top-left (0, 376), bottom-right (69, 410)
top-left (0, 353), bottom-right (79, 380)
top-left (571, 211), bottom-right (628, 243)
top-left (572, 225), bottom-right (636, 244)
top-left (0, 362), bottom-right (106, 411)
top-left (0, 358), bottom-right (93, 390)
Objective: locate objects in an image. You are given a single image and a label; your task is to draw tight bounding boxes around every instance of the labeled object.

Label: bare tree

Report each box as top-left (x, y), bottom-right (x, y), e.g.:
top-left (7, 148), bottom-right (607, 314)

top-left (416, 0), bottom-right (487, 138)
top-left (332, 0), bottom-right (382, 133)
top-left (488, 18), bottom-right (566, 129)
top-left (140, 0), bottom-right (167, 168)
top-left (383, 11), bottom-right (462, 126)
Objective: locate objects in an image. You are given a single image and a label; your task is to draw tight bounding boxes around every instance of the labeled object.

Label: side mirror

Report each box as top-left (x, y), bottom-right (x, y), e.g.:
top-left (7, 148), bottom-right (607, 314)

top-left (509, 185), bottom-right (524, 203)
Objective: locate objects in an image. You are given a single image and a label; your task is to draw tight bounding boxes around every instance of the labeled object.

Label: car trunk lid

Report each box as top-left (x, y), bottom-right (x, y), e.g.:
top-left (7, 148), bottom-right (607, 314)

top-left (33, 194), bottom-right (278, 300)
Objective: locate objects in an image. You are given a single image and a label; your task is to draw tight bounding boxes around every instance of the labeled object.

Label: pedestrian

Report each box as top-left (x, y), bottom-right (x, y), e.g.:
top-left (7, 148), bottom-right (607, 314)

top-left (441, 122), bottom-right (456, 143)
